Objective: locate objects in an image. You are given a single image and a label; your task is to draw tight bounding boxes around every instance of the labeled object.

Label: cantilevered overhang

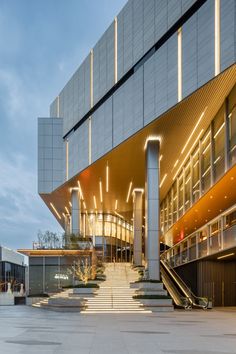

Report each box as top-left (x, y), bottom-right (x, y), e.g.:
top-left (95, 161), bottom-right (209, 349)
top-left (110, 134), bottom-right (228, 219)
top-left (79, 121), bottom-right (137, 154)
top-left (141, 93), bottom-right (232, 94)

top-left (41, 64), bottom-right (236, 237)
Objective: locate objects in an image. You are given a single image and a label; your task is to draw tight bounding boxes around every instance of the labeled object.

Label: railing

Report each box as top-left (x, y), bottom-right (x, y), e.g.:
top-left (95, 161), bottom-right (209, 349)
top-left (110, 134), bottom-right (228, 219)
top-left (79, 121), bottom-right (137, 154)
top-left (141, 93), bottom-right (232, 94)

top-left (162, 205), bottom-right (236, 268)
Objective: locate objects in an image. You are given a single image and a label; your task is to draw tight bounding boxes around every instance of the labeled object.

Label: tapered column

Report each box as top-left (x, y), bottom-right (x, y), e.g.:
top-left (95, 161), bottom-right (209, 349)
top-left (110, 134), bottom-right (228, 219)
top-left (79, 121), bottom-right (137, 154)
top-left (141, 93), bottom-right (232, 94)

top-left (145, 139), bottom-right (160, 280)
top-left (71, 189), bottom-right (80, 235)
top-left (133, 189), bottom-right (143, 266)
top-left (64, 214), bottom-right (71, 235)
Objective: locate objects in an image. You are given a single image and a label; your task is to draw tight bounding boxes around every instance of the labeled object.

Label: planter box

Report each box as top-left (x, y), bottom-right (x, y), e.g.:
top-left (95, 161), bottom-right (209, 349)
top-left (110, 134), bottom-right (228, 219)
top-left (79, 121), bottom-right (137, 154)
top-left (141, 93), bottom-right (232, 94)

top-left (137, 298), bottom-right (172, 306)
top-left (137, 298), bottom-right (174, 312)
top-left (130, 282), bottom-right (140, 289)
top-left (48, 298), bottom-right (87, 306)
top-left (136, 289), bottom-right (168, 296)
top-left (72, 288), bottom-right (97, 294)
top-left (26, 297), bottom-right (48, 306)
top-left (0, 293), bottom-right (14, 306)
top-left (136, 282), bottom-right (164, 290)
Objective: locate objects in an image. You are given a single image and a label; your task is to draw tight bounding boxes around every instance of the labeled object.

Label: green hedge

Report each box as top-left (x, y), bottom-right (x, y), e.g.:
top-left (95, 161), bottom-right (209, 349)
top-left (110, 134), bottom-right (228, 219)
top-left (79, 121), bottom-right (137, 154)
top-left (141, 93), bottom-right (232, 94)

top-left (62, 283), bottom-right (99, 289)
top-left (133, 279), bottom-right (162, 283)
top-left (27, 293), bottom-right (49, 298)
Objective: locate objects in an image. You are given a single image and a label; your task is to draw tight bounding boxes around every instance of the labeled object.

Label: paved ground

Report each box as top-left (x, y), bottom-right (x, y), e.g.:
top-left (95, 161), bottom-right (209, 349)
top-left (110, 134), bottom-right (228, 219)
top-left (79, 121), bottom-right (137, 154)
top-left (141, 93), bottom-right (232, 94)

top-left (1, 306), bottom-right (236, 354)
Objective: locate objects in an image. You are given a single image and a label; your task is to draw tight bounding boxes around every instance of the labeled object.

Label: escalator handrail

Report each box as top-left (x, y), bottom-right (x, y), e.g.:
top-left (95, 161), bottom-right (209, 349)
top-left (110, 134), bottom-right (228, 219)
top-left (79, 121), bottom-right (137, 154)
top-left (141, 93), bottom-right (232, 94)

top-left (161, 259), bottom-right (209, 309)
top-left (161, 265), bottom-right (192, 309)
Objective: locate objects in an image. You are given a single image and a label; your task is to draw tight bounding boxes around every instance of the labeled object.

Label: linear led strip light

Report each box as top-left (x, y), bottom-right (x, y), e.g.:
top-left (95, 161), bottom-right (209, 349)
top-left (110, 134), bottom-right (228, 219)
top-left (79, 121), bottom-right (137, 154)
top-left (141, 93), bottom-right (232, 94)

top-left (50, 203), bottom-right (61, 220)
top-left (77, 181), bottom-right (84, 200)
top-left (217, 253), bottom-right (234, 260)
top-left (173, 129), bottom-right (204, 181)
top-left (160, 174), bottom-right (167, 188)
top-left (181, 108), bottom-right (207, 155)
top-left (126, 181), bottom-right (133, 203)
top-left (106, 163), bottom-right (109, 192)
top-left (99, 179), bottom-right (103, 203)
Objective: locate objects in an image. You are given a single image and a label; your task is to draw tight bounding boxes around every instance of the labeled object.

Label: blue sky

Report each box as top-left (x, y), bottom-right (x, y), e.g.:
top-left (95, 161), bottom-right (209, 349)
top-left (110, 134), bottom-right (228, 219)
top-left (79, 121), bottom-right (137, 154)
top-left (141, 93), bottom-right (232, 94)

top-left (0, 0), bottom-right (127, 250)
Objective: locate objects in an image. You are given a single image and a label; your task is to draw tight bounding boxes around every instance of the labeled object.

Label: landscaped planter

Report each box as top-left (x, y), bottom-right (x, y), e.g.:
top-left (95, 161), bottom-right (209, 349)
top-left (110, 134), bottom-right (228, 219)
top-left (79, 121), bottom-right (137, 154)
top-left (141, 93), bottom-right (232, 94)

top-left (72, 287), bottom-right (97, 294)
top-left (134, 296), bottom-right (173, 312)
top-left (135, 281), bottom-right (164, 291)
top-left (0, 293), bottom-right (14, 306)
top-left (48, 297), bottom-right (87, 306)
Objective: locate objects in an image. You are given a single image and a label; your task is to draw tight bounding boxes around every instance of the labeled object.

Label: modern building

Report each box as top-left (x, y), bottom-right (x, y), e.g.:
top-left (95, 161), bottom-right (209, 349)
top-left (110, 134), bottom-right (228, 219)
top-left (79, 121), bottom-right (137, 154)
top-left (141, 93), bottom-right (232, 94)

top-left (33, 0), bottom-right (236, 304)
top-left (0, 246), bottom-right (25, 292)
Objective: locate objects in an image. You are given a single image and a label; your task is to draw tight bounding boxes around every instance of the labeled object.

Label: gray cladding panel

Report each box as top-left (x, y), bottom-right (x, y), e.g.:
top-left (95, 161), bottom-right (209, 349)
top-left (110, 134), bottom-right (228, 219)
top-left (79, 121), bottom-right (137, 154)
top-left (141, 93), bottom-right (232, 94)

top-left (55, 0), bottom-right (201, 136)
top-left (167, 33), bottom-right (178, 108)
top-left (197, 0), bottom-right (214, 87)
top-left (38, 118), bottom-right (63, 194)
top-left (182, 14), bottom-right (198, 98)
top-left (50, 98), bottom-right (58, 118)
top-left (91, 98), bottom-right (112, 163)
top-left (68, 121), bottom-right (89, 179)
top-left (220, 0), bottom-right (236, 72)
top-left (113, 66), bottom-right (143, 147)
top-left (93, 23), bottom-right (115, 106)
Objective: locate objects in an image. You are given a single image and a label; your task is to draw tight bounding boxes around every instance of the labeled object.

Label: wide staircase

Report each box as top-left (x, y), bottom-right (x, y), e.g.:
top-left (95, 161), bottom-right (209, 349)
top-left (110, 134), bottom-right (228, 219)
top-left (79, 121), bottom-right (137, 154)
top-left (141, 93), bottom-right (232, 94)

top-left (81, 263), bottom-right (151, 314)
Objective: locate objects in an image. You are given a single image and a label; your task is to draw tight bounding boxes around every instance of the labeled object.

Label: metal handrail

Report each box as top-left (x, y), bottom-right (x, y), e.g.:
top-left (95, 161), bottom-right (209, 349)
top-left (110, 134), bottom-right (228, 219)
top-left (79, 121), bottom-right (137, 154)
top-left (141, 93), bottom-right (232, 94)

top-left (161, 259), bottom-right (209, 309)
top-left (161, 265), bottom-right (191, 309)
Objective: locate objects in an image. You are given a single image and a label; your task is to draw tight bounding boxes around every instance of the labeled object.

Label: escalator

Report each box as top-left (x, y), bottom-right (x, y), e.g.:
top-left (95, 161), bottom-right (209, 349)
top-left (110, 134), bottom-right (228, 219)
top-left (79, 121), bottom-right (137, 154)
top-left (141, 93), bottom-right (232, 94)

top-left (160, 259), bottom-right (210, 310)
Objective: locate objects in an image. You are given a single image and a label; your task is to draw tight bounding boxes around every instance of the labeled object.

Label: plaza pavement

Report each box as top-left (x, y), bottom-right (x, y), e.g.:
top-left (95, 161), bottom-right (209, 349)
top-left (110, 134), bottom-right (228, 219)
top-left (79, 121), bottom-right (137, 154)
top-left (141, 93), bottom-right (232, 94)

top-left (0, 306), bottom-right (236, 354)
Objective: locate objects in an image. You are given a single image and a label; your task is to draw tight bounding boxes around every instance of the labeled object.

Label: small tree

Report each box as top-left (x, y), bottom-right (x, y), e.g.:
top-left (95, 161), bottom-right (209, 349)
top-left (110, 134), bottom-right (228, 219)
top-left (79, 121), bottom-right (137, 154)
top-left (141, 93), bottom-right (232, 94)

top-left (71, 259), bottom-right (91, 285)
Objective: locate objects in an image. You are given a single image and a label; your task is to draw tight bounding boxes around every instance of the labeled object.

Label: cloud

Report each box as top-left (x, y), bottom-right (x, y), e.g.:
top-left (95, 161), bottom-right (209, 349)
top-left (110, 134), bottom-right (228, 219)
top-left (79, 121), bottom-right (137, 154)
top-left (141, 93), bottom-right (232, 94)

top-left (0, 152), bottom-right (62, 250)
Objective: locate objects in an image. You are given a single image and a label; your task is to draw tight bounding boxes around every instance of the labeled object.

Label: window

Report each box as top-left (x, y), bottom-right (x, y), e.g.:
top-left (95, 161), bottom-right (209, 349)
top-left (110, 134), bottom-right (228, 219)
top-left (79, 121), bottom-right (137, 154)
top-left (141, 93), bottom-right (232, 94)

top-left (229, 106), bottom-right (236, 166)
top-left (184, 161), bottom-right (191, 210)
top-left (178, 174), bottom-right (184, 217)
top-left (213, 107), bottom-right (225, 180)
top-left (201, 129), bottom-right (211, 193)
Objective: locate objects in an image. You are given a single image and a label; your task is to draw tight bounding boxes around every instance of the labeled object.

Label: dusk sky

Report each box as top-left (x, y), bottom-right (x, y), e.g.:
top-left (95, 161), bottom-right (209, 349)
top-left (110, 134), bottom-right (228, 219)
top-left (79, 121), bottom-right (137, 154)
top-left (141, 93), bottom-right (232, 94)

top-left (0, 0), bottom-right (127, 250)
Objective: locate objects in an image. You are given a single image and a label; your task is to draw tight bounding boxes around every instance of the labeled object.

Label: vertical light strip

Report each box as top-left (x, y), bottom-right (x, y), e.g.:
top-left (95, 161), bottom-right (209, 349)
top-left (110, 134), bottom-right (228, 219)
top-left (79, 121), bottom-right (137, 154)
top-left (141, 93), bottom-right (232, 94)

top-left (90, 49), bottom-right (93, 108)
top-left (99, 179), bottom-right (103, 203)
top-left (106, 163), bottom-right (109, 192)
top-left (215, 0), bottom-right (220, 76)
top-left (66, 139), bottom-right (69, 181)
top-left (93, 195), bottom-right (97, 210)
top-left (177, 27), bottom-right (182, 102)
top-left (88, 117), bottom-right (92, 164)
top-left (115, 199), bottom-right (118, 210)
top-left (57, 96), bottom-right (60, 117)
top-left (114, 17), bottom-right (118, 84)
top-left (126, 181), bottom-right (133, 203)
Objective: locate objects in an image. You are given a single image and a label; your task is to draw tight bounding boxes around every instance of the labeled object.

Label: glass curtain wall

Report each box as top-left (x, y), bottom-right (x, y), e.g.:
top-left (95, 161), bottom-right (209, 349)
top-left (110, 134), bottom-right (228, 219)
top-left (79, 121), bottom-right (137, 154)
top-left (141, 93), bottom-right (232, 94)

top-left (160, 83), bottom-right (236, 235)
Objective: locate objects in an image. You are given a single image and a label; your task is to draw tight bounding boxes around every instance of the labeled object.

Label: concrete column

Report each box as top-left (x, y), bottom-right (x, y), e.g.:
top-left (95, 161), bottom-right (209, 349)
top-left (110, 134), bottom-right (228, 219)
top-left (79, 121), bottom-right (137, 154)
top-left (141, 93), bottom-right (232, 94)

top-left (133, 190), bottom-right (143, 266)
top-left (71, 189), bottom-right (80, 235)
top-left (145, 139), bottom-right (160, 280)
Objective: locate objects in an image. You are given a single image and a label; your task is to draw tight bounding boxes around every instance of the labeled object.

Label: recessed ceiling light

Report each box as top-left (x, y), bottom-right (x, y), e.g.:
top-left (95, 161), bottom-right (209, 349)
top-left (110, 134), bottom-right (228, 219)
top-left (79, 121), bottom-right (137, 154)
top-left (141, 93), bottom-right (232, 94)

top-left (224, 195), bottom-right (227, 199)
top-left (208, 209), bottom-right (211, 212)
top-left (210, 195), bottom-right (213, 199)
top-left (230, 176), bottom-right (234, 180)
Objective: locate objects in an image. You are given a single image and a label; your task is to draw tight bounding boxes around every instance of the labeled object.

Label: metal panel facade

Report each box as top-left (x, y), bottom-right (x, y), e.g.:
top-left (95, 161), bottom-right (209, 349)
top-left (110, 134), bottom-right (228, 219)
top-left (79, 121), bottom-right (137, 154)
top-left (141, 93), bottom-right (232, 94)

top-left (38, 118), bottom-right (63, 193)
top-left (42, 0), bottom-right (236, 190)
